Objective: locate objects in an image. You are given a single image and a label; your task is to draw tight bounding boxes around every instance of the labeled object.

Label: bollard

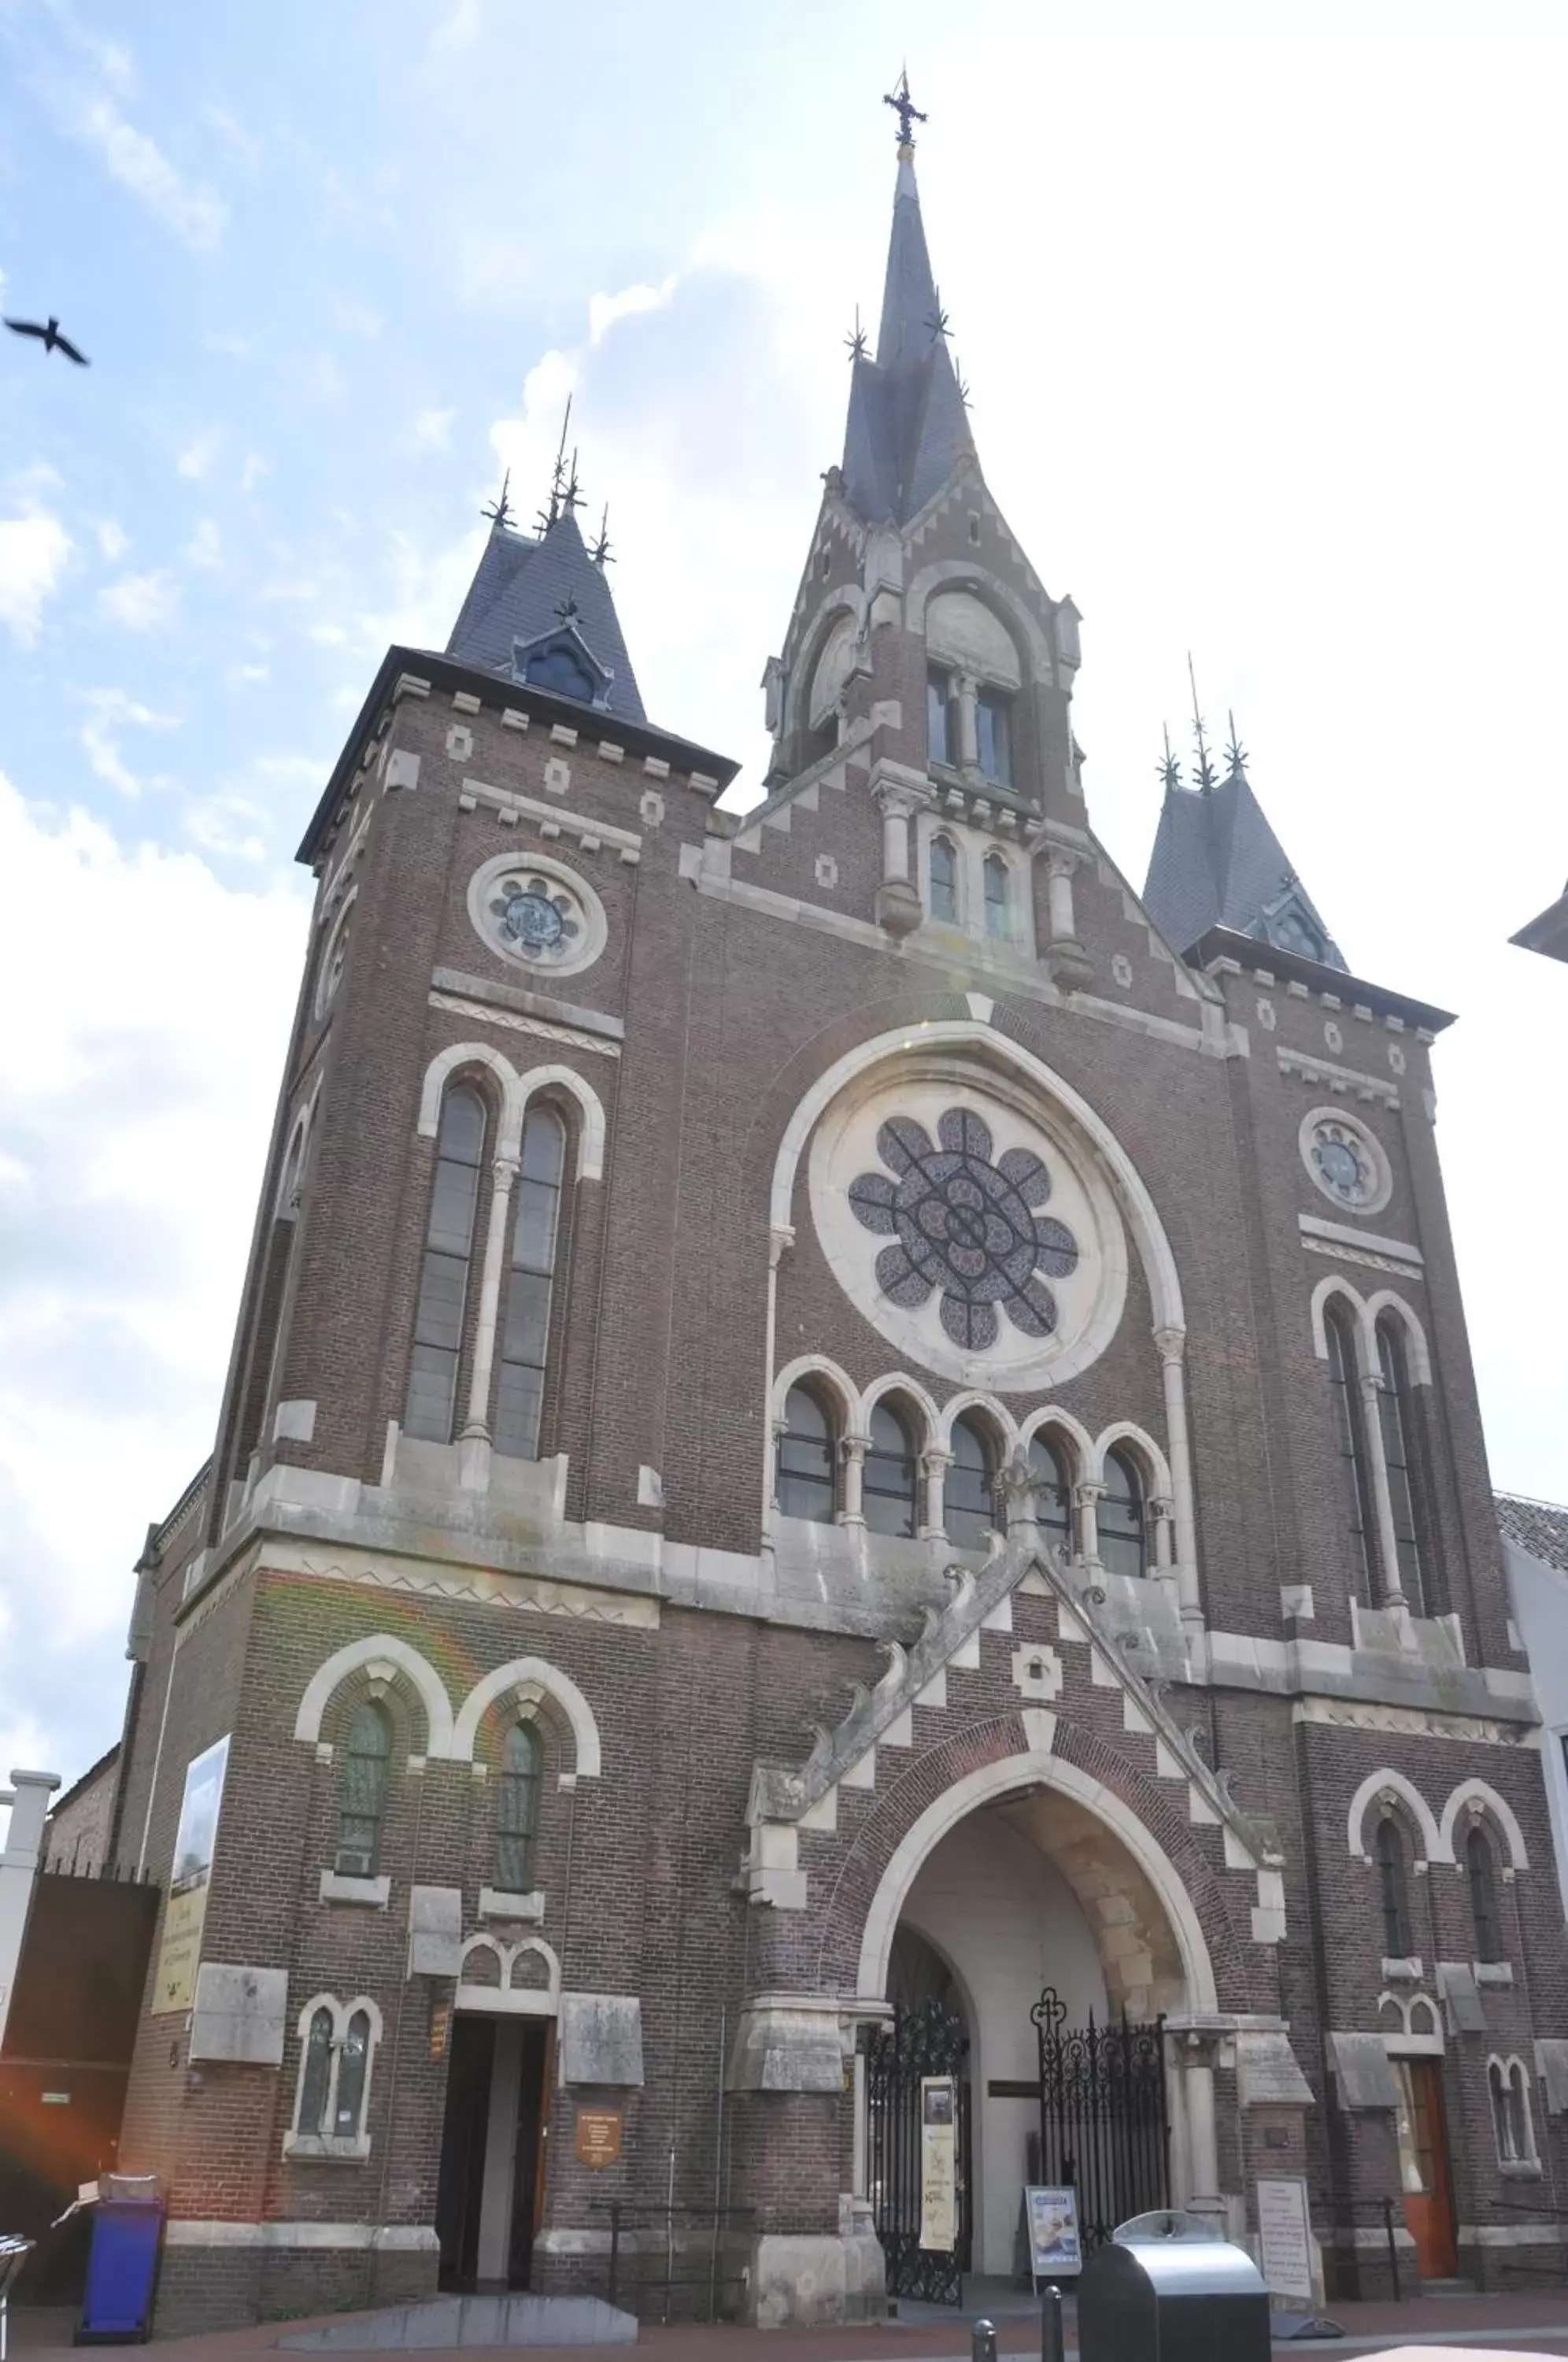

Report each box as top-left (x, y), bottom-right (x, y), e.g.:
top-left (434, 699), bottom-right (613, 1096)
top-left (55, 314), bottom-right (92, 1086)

top-left (972, 2316), bottom-right (999, 2362)
top-left (1041, 2282), bottom-right (1065, 2362)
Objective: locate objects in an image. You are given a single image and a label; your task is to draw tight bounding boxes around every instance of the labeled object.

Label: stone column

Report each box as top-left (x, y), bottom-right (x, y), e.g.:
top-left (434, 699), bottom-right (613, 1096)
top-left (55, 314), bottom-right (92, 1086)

top-left (873, 782), bottom-right (923, 938)
top-left (840, 1435), bottom-right (867, 1528)
top-left (1177, 2028), bottom-right (1224, 2219)
top-left (0, 1769), bottom-right (60, 2051)
top-left (955, 672), bottom-right (980, 771)
top-left (460, 1150), bottom-right (520, 1449)
top-left (1074, 1479), bottom-right (1105, 1572)
top-left (1150, 1495), bottom-right (1175, 1575)
top-left (1359, 1368), bottom-right (1405, 1605)
top-left (920, 1449), bottom-right (952, 1542)
top-left (1154, 1327), bottom-right (1203, 1623)
top-left (1041, 846), bottom-right (1093, 988)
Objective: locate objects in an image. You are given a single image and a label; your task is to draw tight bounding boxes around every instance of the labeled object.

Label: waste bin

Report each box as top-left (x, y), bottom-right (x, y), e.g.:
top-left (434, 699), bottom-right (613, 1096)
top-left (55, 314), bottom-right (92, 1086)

top-left (1077, 2209), bottom-right (1270, 2362)
top-left (76, 2175), bottom-right (164, 2345)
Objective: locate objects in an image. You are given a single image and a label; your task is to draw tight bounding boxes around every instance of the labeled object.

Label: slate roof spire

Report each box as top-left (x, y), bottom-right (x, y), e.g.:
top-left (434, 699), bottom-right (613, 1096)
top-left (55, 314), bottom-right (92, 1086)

top-left (841, 85), bottom-right (973, 527)
top-left (446, 469), bottom-right (645, 724)
top-left (1142, 716), bottom-right (1348, 970)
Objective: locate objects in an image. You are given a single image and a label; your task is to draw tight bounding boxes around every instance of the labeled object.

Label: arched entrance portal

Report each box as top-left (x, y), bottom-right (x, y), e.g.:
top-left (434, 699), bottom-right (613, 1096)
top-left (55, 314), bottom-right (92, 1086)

top-left (859, 1753), bottom-right (1219, 2280)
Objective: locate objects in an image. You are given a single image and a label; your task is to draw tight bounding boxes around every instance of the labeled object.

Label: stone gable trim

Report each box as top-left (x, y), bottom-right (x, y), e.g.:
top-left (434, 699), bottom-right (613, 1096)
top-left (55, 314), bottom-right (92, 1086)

top-left (427, 990), bottom-right (622, 1062)
top-left (1277, 1046), bottom-right (1400, 1105)
top-left (1298, 1214), bottom-right (1423, 1268)
top-left (1293, 1698), bottom-right (1529, 1746)
top-left (256, 1539), bottom-right (660, 1628)
top-left (429, 968), bottom-right (624, 1042)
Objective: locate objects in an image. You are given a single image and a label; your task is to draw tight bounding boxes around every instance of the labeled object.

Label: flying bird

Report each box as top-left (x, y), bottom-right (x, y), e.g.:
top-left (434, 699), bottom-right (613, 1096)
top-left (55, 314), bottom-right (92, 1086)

top-left (4, 315), bottom-right (90, 365)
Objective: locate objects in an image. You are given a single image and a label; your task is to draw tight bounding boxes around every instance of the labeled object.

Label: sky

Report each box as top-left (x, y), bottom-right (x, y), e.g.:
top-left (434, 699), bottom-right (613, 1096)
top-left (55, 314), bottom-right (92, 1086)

top-left (2, 0), bottom-right (1567, 1791)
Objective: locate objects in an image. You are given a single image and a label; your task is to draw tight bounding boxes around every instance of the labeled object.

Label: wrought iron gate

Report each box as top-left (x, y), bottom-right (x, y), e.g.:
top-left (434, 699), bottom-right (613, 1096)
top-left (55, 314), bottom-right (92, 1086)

top-left (1032, 1986), bottom-right (1169, 2249)
top-left (864, 1997), bottom-right (971, 2305)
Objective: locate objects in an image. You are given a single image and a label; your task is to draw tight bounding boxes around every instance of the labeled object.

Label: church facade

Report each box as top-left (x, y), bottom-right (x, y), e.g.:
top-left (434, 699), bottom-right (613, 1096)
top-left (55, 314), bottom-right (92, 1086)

top-left (101, 117), bottom-right (1568, 2334)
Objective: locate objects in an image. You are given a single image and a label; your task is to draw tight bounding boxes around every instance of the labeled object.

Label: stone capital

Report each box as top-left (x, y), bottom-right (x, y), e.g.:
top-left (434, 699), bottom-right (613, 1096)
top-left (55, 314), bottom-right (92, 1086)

top-left (1152, 1324), bottom-right (1187, 1368)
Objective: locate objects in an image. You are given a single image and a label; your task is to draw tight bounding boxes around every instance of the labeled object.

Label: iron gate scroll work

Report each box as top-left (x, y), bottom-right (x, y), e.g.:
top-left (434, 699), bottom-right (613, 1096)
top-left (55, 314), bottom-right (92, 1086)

top-left (865, 1997), bottom-right (971, 2305)
top-left (1032, 1986), bottom-right (1169, 2249)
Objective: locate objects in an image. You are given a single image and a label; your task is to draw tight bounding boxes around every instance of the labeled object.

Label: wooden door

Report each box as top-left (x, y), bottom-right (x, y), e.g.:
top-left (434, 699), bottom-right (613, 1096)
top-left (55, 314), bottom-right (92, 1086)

top-left (1394, 2058), bottom-right (1456, 2281)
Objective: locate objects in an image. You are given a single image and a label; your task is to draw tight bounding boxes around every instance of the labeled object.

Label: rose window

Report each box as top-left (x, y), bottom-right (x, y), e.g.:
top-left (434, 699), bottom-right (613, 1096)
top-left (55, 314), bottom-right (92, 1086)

top-left (488, 872), bottom-right (582, 965)
top-left (848, 1106), bottom-right (1079, 1351)
top-left (1310, 1120), bottom-right (1373, 1206)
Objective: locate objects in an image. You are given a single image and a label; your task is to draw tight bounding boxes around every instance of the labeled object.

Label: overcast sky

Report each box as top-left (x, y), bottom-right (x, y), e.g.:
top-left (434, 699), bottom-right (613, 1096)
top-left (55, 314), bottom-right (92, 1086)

top-left (3, 0), bottom-right (1567, 1790)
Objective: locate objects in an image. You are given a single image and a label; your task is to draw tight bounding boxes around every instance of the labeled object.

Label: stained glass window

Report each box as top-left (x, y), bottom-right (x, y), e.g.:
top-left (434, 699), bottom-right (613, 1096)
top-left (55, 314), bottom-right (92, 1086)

top-left (494, 1105), bottom-right (566, 1461)
top-left (1027, 1432), bottom-right (1074, 1555)
top-left (929, 835), bottom-right (958, 923)
top-left (945, 1416), bottom-right (995, 1549)
top-left (1466, 1826), bottom-right (1503, 1963)
top-left (778, 1384), bottom-right (836, 1523)
top-left (1377, 1320), bottom-right (1426, 1609)
top-left (335, 2009), bottom-right (371, 2137)
top-left (299, 2005), bottom-right (333, 2134)
top-left (984, 853), bottom-right (1010, 939)
top-left (336, 1701), bottom-right (391, 1878)
top-left (976, 690), bottom-right (1011, 786)
top-left (927, 669), bottom-right (953, 768)
top-left (864, 1402), bottom-right (918, 1538)
top-left (405, 1086), bottom-right (486, 1442)
top-left (1376, 1816), bottom-right (1413, 1957)
top-left (1326, 1304), bottom-right (1375, 1595)
top-left (1100, 1449), bottom-right (1147, 1579)
top-left (497, 1722), bottom-right (541, 1894)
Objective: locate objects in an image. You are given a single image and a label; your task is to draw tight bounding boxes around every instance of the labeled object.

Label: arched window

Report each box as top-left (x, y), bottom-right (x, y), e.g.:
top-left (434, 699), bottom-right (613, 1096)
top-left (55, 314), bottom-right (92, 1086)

top-left (929, 835), bottom-right (958, 924)
top-left (1490, 2060), bottom-right (1533, 2165)
top-left (1376, 1318), bottom-right (1426, 1609)
top-left (1027, 1432), bottom-right (1074, 1557)
top-left (927, 668), bottom-right (954, 768)
top-left (1099, 1449), bottom-right (1147, 1579)
top-left (945, 1416), bottom-right (997, 1549)
top-left (1375, 1816), bottom-right (1414, 1958)
top-left (1325, 1302), bottom-right (1375, 1596)
top-left (864, 1401), bottom-right (919, 1538)
top-left (522, 642), bottom-right (596, 702)
top-left (298, 2005), bottom-right (334, 2134)
top-left (778, 1384), bottom-right (837, 1523)
top-left (335, 1700), bottom-right (392, 1878)
top-left (494, 1103), bottom-right (567, 1460)
top-left (335, 2008), bottom-right (372, 2138)
top-left (496, 1721), bottom-right (541, 1894)
top-left (983, 853), bottom-right (1010, 940)
top-left (404, 1085), bottom-right (486, 1442)
top-left (976, 690), bottom-right (1011, 787)
top-left (1466, 1824), bottom-right (1503, 1963)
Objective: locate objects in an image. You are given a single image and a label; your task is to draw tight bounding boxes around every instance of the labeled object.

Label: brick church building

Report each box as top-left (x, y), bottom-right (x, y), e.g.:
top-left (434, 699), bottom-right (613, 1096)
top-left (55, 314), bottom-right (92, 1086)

top-left (94, 101), bottom-right (1567, 2333)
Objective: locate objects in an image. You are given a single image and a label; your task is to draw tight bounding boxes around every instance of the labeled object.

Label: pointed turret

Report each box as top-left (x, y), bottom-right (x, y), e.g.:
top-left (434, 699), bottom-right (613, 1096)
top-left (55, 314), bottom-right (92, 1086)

top-left (841, 102), bottom-right (971, 526)
top-left (446, 505), bottom-right (645, 724)
top-left (1142, 727), bottom-right (1347, 970)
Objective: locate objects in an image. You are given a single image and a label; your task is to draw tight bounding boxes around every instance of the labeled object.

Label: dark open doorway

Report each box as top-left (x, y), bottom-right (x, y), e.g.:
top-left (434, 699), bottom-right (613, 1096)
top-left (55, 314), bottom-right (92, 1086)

top-left (435, 2016), bottom-right (550, 2291)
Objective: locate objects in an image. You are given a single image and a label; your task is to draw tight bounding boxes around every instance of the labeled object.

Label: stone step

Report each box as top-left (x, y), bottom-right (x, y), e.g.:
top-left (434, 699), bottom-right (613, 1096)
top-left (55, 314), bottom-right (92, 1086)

top-left (279, 2293), bottom-right (638, 2349)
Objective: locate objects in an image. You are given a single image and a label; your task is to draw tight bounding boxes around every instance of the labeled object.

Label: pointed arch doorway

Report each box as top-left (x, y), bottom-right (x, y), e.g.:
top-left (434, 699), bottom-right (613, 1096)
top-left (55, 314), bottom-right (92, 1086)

top-left (857, 1750), bottom-right (1218, 2280)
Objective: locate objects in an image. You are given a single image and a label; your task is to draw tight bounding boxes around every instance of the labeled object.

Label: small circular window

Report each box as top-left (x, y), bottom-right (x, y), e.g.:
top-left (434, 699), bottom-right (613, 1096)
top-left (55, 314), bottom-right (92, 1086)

top-left (467, 851), bottom-right (606, 980)
top-left (1300, 1106), bottom-right (1392, 1216)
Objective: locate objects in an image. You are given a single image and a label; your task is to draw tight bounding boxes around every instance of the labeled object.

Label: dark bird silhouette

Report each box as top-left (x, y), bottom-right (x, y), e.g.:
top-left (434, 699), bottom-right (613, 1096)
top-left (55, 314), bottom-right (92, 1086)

top-left (5, 315), bottom-right (90, 365)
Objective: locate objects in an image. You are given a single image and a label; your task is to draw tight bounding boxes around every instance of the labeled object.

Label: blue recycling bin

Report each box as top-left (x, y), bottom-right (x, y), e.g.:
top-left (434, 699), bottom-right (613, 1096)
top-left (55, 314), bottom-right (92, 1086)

top-left (76, 2176), bottom-right (164, 2345)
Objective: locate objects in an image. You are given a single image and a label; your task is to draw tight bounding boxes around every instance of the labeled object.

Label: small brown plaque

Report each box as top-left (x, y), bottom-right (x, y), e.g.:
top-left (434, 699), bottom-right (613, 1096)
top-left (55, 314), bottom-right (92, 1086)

top-left (575, 2108), bottom-right (623, 2168)
top-left (429, 2003), bottom-right (451, 2060)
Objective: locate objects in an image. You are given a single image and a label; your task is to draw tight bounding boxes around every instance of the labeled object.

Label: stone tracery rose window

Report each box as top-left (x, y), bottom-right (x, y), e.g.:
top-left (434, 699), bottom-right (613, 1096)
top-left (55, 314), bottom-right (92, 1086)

top-left (489, 871), bottom-right (583, 964)
top-left (848, 1107), bottom-right (1078, 1352)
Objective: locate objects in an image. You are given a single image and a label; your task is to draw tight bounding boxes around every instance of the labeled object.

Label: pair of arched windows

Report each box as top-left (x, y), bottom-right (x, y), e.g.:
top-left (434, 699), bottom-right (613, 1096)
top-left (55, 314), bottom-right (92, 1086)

top-left (1489, 2057), bottom-right (1536, 2165)
top-left (333, 1699), bottom-right (542, 1894)
top-left (405, 1084), bottom-right (568, 1460)
top-left (775, 1386), bottom-right (1149, 1574)
top-left (928, 835), bottom-right (1011, 939)
top-left (1373, 1813), bottom-right (1507, 1965)
top-left (1323, 1303), bottom-right (1430, 1609)
top-left (298, 2002), bottom-right (374, 2143)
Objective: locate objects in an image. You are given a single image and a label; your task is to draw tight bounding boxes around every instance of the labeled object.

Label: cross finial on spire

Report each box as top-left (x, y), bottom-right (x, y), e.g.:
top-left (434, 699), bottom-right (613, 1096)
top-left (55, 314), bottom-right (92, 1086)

top-left (883, 68), bottom-right (926, 152)
top-left (561, 448), bottom-right (584, 516)
top-left (924, 288), bottom-right (952, 343)
top-left (482, 469), bottom-right (513, 529)
top-left (1225, 710), bottom-right (1248, 778)
top-left (845, 305), bottom-right (868, 362)
top-left (1159, 723), bottom-right (1182, 795)
top-left (1188, 653), bottom-right (1217, 794)
top-left (536, 396), bottom-right (574, 533)
top-left (554, 590), bottom-right (580, 624)
top-left (590, 502), bottom-right (614, 568)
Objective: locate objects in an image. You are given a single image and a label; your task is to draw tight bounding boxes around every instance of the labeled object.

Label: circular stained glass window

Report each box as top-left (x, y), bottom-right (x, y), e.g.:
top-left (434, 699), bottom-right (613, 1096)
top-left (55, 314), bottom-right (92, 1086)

top-left (468, 851), bottom-right (607, 980)
top-left (1300, 1108), bottom-right (1391, 1216)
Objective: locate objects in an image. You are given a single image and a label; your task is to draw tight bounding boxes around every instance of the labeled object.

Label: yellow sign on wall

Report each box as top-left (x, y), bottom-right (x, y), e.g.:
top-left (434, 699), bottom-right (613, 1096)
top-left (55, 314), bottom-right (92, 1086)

top-left (150, 1735), bottom-right (230, 2017)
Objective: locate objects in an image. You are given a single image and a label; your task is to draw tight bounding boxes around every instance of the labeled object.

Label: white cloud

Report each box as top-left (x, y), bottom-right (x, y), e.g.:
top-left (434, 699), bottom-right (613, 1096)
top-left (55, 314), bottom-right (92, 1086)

top-left (431, 0), bottom-right (483, 50)
top-left (80, 720), bottom-right (146, 798)
top-left (186, 518), bottom-right (222, 569)
top-left (72, 95), bottom-right (227, 252)
top-left (588, 272), bottom-right (681, 347)
top-left (204, 102), bottom-right (264, 172)
top-left (97, 569), bottom-right (179, 631)
top-left (78, 694), bottom-right (178, 799)
top-left (81, 687), bottom-right (179, 731)
top-left (240, 450), bottom-right (268, 493)
top-left (97, 519), bottom-right (129, 562)
top-left (0, 770), bottom-right (307, 1777)
top-left (331, 298), bottom-right (383, 339)
top-left (412, 406), bottom-right (456, 451)
top-left (226, 660), bottom-right (270, 686)
top-left (177, 434), bottom-right (216, 480)
top-left (0, 508), bottom-right (72, 645)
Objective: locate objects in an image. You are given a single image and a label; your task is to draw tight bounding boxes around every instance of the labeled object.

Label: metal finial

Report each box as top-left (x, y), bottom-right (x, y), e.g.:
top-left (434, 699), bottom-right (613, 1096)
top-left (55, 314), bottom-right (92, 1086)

top-left (883, 68), bottom-right (926, 151)
top-left (590, 503), bottom-right (614, 568)
top-left (482, 468), bottom-right (513, 529)
top-left (1188, 653), bottom-right (1217, 794)
top-left (953, 354), bottom-right (971, 410)
top-left (554, 591), bottom-right (580, 624)
top-left (561, 447), bottom-right (584, 516)
top-left (536, 396), bottom-right (574, 532)
top-left (1225, 709), bottom-right (1248, 778)
top-left (925, 293), bottom-right (952, 342)
top-left (1159, 723), bottom-right (1182, 794)
top-left (845, 305), bottom-right (868, 362)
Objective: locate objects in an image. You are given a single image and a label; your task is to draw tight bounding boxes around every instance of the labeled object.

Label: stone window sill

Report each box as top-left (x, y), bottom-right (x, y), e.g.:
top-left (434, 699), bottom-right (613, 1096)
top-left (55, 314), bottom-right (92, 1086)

top-left (1474, 1960), bottom-right (1514, 1986)
top-left (1381, 1957), bottom-right (1423, 1983)
top-left (478, 1886), bottom-right (545, 1923)
top-left (319, 1870), bottom-right (390, 1908)
top-left (282, 2131), bottom-right (371, 2163)
top-left (1499, 2160), bottom-right (1543, 2179)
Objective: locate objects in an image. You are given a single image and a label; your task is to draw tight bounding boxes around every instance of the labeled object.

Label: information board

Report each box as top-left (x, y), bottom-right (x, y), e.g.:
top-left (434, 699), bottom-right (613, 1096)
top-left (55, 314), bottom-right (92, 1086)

top-left (1255, 2175), bottom-right (1315, 2302)
top-left (1025, 2186), bottom-right (1082, 2283)
top-left (919, 2076), bottom-right (957, 2252)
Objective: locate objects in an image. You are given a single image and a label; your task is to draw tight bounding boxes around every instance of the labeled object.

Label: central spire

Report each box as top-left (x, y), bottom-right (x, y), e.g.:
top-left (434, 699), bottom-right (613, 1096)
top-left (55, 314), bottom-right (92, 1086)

top-left (841, 83), bottom-right (973, 527)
